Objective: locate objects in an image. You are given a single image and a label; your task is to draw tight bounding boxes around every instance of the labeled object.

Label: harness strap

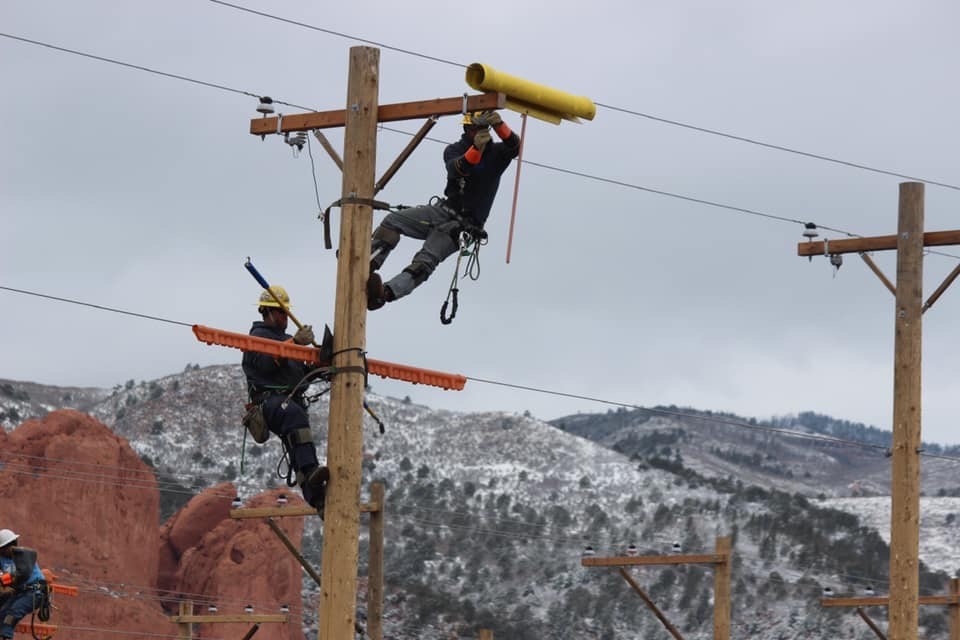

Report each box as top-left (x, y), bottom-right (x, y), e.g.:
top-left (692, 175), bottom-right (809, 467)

top-left (320, 197), bottom-right (399, 249)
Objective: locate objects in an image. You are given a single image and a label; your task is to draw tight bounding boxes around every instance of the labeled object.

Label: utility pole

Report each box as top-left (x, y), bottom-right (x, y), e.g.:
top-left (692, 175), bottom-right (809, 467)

top-left (889, 182), bottom-right (924, 640)
top-left (797, 182), bottom-right (960, 640)
top-left (320, 45), bottom-right (380, 640)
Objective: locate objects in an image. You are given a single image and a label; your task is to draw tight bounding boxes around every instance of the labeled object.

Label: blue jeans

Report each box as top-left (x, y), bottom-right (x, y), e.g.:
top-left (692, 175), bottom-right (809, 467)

top-left (0, 588), bottom-right (38, 638)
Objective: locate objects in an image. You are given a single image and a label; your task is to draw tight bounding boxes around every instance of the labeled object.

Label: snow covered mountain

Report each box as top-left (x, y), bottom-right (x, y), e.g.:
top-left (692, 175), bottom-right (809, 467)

top-left (1, 366), bottom-right (956, 639)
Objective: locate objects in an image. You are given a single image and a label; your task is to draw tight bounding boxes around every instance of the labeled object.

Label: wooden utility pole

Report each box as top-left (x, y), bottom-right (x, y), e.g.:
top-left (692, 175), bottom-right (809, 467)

top-left (889, 181), bottom-right (924, 640)
top-left (798, 182), bottom-right (960, 640)
top-left (950, 579), bottom-right (960, 640)
top-left (582, 536), bottom-right (731, 640)
top-left (479, 630), bottom-right (494, 640)
top-left (368, 481), bottom-right (385, 640)
top-left (319, 45), bottom-right (380, 640)
top-left (713, 536), bottom-right (731, 640)
top-left (820, 579), bottom-right (960, 639)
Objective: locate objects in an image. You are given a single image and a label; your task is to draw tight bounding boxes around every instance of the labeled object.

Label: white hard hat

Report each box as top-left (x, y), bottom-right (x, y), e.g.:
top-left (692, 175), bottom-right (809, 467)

top-left (0, 529), bottom-right (19, 548)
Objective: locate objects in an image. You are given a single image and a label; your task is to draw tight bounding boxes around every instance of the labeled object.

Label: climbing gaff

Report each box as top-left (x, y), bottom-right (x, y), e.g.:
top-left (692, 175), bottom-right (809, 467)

top-left (465, 63), bottom-right (596, 125)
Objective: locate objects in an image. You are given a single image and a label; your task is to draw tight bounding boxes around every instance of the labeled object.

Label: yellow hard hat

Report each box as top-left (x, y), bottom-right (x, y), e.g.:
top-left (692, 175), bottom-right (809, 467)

top-left (257, 285), bottom-right (291, 309)
top-left (461, 111), bottom-right (488, 127)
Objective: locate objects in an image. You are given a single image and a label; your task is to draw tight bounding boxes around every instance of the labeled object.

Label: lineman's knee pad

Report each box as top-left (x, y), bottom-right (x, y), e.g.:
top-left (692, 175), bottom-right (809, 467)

top-left (372, 225), bottom-right (401, 250)
top-left (402, 261), bottom-right (434, 286)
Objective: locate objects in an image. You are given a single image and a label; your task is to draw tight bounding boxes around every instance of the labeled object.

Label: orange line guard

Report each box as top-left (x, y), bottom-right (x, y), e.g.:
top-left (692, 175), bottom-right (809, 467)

top-left (192, 325), bottom-right (466, 391)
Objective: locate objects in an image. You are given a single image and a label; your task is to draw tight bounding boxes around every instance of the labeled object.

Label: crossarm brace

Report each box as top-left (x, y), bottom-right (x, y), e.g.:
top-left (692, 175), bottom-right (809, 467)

top-left (855, 607), bottom-right (888, 640)
top-left (375, 116), bottom-right (437, 194)
top-left (266, 517), bottom-right (323, 587)
top-left (859, 253), bottom-right (896, 296)
top-left (618, 568), bottom-right (685, 640)
top-left (923, 262), bottom-right (960, 314)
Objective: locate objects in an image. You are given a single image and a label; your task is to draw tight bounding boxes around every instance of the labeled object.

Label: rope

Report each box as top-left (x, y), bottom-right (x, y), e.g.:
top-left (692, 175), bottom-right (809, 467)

top-left (440, 230), bottom-right (485, 325)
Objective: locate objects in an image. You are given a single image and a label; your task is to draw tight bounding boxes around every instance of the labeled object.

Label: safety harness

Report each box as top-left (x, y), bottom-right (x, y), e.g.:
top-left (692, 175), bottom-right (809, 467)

top-left (239, 349), bottom-right (386, 484)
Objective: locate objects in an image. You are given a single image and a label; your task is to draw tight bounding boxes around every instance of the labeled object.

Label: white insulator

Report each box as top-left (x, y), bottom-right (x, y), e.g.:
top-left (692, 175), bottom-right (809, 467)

top-left (865, 586), bottom-right (875, 596)
top-left (280, 604), bottom-right (290, 614)
top-left (207, 605), bottom-right (218, 613)
top-left (257, 97), bottom-right (275, 115)
top-left (277, 494), bottom-right (288, 506)
top-left (231, 496), bottom-right (242, 508)
top-left (803, 223), bottom-right (819, 240)
top-left (582, 545), bottom-right (595, 557)
top-left (671, 542), bottom-right (682, 553)
top-left (626, 544), bottom-right (638, 557)
top-left (244, 604), bottom-right (254, 614)
top-left (822, 587), bottom-right (833, 596)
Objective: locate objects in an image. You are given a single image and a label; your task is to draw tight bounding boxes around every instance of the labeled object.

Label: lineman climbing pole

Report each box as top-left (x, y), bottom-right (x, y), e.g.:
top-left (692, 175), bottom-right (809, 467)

top-left (798, 182), bottom-right (960, 640)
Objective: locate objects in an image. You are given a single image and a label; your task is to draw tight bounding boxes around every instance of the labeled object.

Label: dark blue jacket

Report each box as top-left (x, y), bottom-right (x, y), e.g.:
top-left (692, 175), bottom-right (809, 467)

top-left (241, 321), bottom-right (314, 397)
top-left (443, 130), bottom-right (521, 227)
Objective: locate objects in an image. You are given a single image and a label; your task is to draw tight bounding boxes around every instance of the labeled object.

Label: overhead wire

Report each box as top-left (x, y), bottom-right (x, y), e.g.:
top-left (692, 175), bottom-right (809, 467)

top-left (2, 283), bottom-right (959, 464)
top-left (7, 29), bottom-right (960, 261)
top-left (201, 1), bottom-right (960, 192)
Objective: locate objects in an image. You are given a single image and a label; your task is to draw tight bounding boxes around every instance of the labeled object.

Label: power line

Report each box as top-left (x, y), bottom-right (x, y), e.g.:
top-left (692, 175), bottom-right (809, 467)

top-left (7, 29), bottom-right (959, 257)
top-left (0, 31), bottom-right (308, 111)
top-left (202, 1), bottom-right (960, 192)
top-left (205, 0), bottom-right (465, 69)
top-left (4, 283), bottom-right (959, 464)
top-left (0, 285), bottom-right (193, 327)
top-left (594, 102), bottom-right (960, 192)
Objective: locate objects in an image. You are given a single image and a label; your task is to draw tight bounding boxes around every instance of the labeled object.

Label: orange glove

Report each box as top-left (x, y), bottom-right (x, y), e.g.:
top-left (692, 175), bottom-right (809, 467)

top-left (0, 573), bottom-right (11, 586)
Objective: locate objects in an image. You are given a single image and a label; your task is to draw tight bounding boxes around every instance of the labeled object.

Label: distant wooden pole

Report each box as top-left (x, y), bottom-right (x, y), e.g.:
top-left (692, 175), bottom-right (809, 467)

top-left (178, 600), bottom-right (193, 640)
top-left (319, 45), bottom-right (380, 640)
top-left (950, 579), bottom-right (960, 640)
top-left (479, 630), bottom-right (494, 640)
top-left (618, 568), bottom-right (685, 640)
top-left (713, 536), bottom-right (731, 640)
top-left (888, 181), bottom-right (924, 640)
top-left (856, 607), bottom-right (889, 640)
top-left (367, 481), bottom-right (385, 640)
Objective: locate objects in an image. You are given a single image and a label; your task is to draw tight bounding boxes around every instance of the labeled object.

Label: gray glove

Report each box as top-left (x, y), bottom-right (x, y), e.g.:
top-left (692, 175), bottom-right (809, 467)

top-left (484, 110), bottom-right (503, 127)
top-left (472, 129), bottom-right (491, 153)
top-left (293, 324), bottom-right (314, 345)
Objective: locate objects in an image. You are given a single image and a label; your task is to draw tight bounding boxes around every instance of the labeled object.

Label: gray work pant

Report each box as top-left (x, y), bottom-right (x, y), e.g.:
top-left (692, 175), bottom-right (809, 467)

top-left (372, 203), bottom-right (460, 300)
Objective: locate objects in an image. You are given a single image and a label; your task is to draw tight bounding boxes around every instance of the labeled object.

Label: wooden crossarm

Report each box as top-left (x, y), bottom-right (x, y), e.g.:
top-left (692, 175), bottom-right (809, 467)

top-left (250, 92), bottom-right (505, 135)
top-left (821, 594), bottom-right (960, 607)
top-left (581, 554), bottom-right (727, 567)
top-left (798, 230), bottom-right (960, 257)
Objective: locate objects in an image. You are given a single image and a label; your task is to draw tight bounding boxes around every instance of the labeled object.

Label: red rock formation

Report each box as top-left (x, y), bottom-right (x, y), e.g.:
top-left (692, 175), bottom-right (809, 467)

top-left (164, 488), bottom-right (309, 640)
top-left (0, 410), bottom-right (311, 639)
top-left (0, 410), bottom-right (173, 636)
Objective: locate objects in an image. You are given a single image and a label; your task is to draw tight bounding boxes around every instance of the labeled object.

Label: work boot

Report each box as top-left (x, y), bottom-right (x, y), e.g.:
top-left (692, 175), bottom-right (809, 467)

top-left (301, 465), bottom-right (330, 516)
top-left (367, 272), bottom-right (386, 311)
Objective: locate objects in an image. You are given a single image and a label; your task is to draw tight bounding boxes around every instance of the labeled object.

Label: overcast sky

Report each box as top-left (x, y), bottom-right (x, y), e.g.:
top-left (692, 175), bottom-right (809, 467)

top-left (3, 1), bottom-right (959, 444)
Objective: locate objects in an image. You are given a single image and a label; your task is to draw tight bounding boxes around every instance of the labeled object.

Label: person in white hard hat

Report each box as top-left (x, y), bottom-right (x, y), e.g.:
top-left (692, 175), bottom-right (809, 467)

top-left (0, 529), bottom-right (46, 639)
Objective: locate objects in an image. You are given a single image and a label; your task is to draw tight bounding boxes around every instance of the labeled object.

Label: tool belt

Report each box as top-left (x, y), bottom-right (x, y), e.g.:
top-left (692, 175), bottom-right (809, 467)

top-left (433, 198), bottom-right (487, 244)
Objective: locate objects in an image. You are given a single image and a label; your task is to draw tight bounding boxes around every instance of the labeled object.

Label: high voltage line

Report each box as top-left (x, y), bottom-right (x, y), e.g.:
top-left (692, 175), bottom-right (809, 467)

top-left (2, 284), bottom-right (959, 464)
top-left (7, 29), bottom-right (960, 263)
top-left (202, 0), bottom-right (960, 192)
